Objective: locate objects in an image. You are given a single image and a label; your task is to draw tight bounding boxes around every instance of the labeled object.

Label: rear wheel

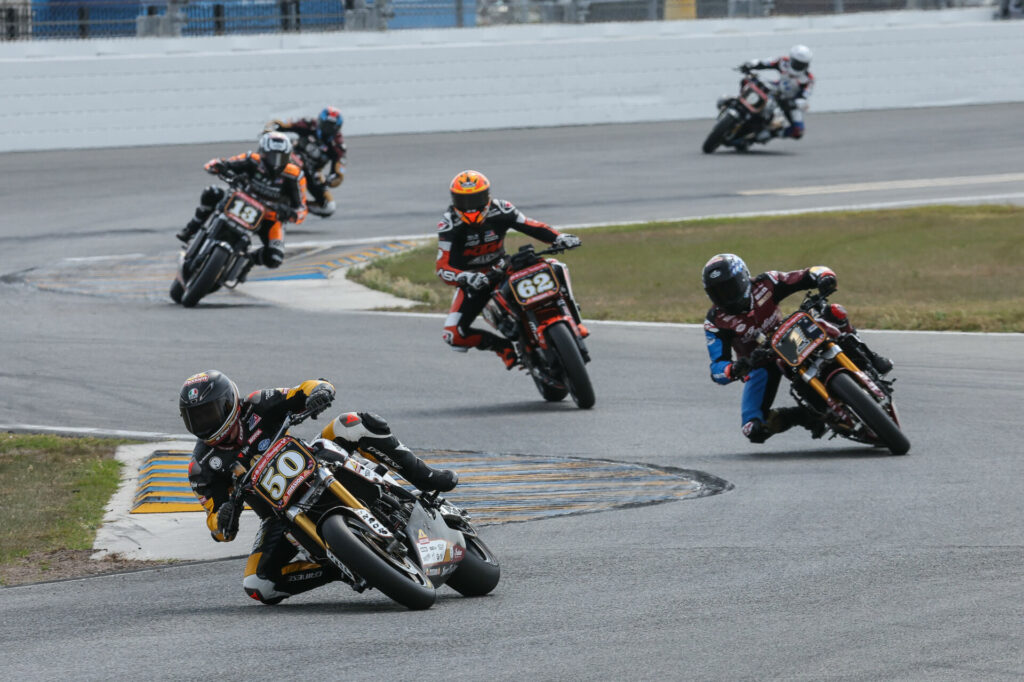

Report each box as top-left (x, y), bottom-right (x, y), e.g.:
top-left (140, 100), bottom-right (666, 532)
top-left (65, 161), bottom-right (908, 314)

top-left (702, 111), bottom-right (737, 154)
top-left (320, 514), bottom-right (436, 610)
top-left (828, 372), bottom-right (910, 455)
top-left (546, 321), bottom-right (595, 409)
top-left (445, 535), bottom-right (500, 597)
top-left (181, 246), bottom-right (229, 308)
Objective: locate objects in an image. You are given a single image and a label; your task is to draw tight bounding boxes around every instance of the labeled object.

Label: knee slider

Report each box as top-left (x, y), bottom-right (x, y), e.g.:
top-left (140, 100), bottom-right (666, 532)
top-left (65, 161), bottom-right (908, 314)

top-left (242, 574), bottom-right (288, 605)
top-left (262, 245), bottom-right (284, 268)
top-left (200, 185), bottom-right (225, 207)
top-left (742, 419), bottom-right (770, 444)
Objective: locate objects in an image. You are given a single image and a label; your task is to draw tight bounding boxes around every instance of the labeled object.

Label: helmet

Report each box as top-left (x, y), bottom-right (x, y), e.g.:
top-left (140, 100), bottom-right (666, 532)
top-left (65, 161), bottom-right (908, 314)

top-left (258, 131), bottom-right (292, 176)
top-left (179, 370), bottom-right (242, 446)
top-left (449, 170), bottom-right (491, 226)
top-left (317, 106), bottom-right (343, 141)
top-left (702, 254), bottom-right (752, 314)
top-left (789, 44), bottom-right (812, 73)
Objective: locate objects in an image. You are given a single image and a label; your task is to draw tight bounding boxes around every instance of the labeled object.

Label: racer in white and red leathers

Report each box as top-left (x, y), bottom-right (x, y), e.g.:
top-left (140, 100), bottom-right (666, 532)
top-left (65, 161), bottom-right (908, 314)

top-left (436, 170), bottom-right (578, 369)
top-left (702, 254), bottom-right (891, 444)
top-left (744, 45), bottom-right (814, 139)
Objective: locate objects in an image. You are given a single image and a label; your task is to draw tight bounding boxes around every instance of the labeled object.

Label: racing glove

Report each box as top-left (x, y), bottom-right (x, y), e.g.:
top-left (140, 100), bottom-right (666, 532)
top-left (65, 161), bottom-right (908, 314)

top-left (216, 502), bottom-right (240, 542)
top-left (553, 233), bottom-right (581, 250)
top-left (306, 384), bottom-right (335, 418)
top-left (455, 271), bottom-right (490, 292)
top-left (817, 274), bottom-right (837, 297)
top-left (727, 357), bottom-right (752, 382)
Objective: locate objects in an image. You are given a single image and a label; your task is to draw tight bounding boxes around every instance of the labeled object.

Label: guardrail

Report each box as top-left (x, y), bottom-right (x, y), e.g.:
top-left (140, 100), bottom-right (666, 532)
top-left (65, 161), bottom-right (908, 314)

top-left (0, 0), bottom-right (994, 39)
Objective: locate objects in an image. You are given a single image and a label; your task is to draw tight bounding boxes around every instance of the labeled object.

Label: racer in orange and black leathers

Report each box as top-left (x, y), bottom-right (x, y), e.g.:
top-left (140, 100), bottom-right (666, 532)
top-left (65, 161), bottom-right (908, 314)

top-left (702, 254), bottom-right (892, 444)
top-left (437, 170), bottom-right (580, 369)
top-left (176, 132), bottom-right (308, 269)
top-left (180, 370), bottom-right (457, 605)
top-left (267, 106), bottom-right (346, 217)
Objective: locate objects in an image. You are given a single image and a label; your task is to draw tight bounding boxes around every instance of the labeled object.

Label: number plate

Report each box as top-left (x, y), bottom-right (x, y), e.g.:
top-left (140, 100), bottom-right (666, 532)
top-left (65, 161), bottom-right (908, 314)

top-left (249, 436), bottom-right (316, 510)
top-left (509, 262), bottom-right (559, 307)
top-left (224, 191), bottom-right (266, 231)
top-left (771, 312), bottom-right (826, 366)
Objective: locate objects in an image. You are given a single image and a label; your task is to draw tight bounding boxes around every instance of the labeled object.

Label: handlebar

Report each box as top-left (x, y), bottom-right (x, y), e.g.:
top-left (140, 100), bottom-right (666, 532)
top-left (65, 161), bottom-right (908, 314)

top-left (228, 409), bottom-right (319, 501)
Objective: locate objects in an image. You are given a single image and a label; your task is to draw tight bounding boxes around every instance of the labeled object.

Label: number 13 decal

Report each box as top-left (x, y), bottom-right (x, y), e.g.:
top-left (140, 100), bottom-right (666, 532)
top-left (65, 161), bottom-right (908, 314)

top-left (227, 198), bottom-right (261, 226)
top-left (515, 271), bottom-right (556, 299)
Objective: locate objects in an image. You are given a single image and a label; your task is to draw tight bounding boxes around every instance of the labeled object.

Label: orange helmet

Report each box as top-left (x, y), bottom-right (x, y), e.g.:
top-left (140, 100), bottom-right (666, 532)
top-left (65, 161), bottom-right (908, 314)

top-left (449, 170), bottom-right (491, 225)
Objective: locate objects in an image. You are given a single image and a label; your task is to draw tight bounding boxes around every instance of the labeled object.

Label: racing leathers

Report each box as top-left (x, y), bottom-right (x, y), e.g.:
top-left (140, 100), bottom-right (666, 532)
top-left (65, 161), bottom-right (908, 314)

top-left (744, 56), bottom-right (814, 139)
top-left (436, 198), bottom-right (563, 368)
top-left (187, 380), bottom-right (457, 605)
top-left (270, 118), bottom-right (346, 216)
top-left (177, 152), bottom-right (308, 269)
top-left (704, 267), bottom-right (890, 443)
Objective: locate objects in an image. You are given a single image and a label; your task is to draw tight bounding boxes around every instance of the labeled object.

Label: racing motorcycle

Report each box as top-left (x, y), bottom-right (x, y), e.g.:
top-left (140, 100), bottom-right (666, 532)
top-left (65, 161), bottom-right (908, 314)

top-left (227, 409), bottom-right (500, 610)
top-left (702, 66), bottom-right (786, 154)
top-left (170, 173), bottom-right (288, 307)
top-left (480, 243), bottom-right (595, 409)
top-left (749, 292), bottom-right (910, 455)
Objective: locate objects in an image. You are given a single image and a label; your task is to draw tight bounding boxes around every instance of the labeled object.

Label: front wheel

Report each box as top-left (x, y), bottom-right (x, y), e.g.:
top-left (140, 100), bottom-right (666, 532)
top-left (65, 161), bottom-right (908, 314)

top-left (181, 246), bottom-right (229, 308)
top-left (828, 372), bottom-right (910, 455)
top-left (702, 110), bottom-right (737, 154)
top-left (169, 278), bottom-right (184, 304)
top-left (445, 535), bottom-right (500, 597)
top-left (320, 514), bottom-right (436, 610)
top-left (545, 321), bottom-right (595, 409)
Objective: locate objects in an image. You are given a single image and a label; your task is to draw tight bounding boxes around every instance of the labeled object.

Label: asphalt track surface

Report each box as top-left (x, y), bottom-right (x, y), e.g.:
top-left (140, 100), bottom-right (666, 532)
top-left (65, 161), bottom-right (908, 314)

top-left (2, 105), bottom-right (1023, 680)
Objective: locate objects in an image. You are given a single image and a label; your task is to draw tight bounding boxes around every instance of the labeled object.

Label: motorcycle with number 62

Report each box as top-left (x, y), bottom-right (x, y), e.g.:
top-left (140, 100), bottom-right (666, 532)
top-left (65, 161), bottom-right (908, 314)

top-left (750, 292), bottom-right (910, 455)
top-left (228, 409), bottom-right (500, 610)
top-left (481, 243), bottom-right (595, 409)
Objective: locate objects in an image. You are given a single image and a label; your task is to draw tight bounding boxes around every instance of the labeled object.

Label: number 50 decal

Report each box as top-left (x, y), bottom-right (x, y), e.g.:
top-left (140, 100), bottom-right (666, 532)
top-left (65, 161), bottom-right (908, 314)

top-left (514, 271), bottom-right (556, 299)
top-left (259, 450), bottom-right (307, 501)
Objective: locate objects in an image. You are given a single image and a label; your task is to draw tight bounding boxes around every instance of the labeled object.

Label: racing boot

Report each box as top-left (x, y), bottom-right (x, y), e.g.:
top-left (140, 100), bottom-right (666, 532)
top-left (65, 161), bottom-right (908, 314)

top-left (766, 407), bottom-right (827, 440)
top-left (321, 412), bottom-right (458, 493)
top-left (176, 217), bottom-right (203, 244)
top-left (478, 334), bottom-right (519, 370)
top-left (839, 334), bottom-right (893, 375)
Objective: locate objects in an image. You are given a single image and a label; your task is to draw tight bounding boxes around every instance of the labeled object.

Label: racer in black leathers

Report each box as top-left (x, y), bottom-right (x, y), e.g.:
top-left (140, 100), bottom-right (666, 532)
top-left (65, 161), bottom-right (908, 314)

top-left (267, 106), bottom-right (346, 218)
top-left (437, 170), bottom-right (581, 369)
top-left (180, 370), bottom-right (457, 605)
top-left (702, 254), bottom-right (892, 444)
top-left (176, 132), bottom-right (308, 270)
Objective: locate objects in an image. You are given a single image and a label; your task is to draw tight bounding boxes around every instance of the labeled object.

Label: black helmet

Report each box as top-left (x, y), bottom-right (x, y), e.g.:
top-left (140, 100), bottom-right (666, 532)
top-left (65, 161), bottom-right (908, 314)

top-left (258, 131), bottom-right (292, 176)
top-left (179, 370), bottom-right (241, 445)
top-left (702, 253), bottom-right (752, 314)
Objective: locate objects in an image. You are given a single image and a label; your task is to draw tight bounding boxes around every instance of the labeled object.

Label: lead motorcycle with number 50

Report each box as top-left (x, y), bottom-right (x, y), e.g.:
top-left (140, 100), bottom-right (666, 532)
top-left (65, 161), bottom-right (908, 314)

top-left (170, 174), bottom-right (283, 307)
top-left (228, 409), bottom-right (500, 610)
top-left (481, 243), bottom-right (595, 409)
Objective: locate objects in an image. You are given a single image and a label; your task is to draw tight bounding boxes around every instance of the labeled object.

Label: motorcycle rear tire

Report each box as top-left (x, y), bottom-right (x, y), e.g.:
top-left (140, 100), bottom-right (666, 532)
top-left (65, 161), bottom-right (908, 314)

top-left (546, 321), bottom-right (595, 409)
top-left (828, 372), bottom-right (910, 455)
top-left (703, 111), bottom-right (736, 154)
top-left (445, 535), bottom-right (500, 597)
top-left (320, 514), bottom-right (437, 610)
top-left (169, 279), bottom-right (184, 304)
top-left (181, 246), bottom-right (229, 308)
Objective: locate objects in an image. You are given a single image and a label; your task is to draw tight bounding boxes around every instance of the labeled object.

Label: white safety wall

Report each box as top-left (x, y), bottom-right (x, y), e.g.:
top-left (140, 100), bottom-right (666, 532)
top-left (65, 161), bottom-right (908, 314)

top-left (2, 8), bottom-right (1022, 152)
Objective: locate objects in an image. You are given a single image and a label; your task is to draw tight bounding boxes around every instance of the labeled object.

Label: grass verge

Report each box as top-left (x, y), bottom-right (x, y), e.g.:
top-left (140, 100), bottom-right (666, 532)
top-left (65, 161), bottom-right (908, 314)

top-left (348, 205), bottom-right (1024, 332)
top-left (0, 433), bottom-right (161, 586)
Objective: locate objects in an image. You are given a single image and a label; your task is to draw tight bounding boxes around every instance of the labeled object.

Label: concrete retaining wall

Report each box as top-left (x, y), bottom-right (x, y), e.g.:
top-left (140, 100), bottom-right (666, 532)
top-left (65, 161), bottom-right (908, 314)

top-left (2, 8), bottom-right (1022, 151)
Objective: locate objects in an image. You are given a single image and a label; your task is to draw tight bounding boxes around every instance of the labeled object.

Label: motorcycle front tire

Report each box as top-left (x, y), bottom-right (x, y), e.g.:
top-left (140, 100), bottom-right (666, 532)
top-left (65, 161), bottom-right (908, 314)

top-left (169, 278), bottom-right (184, 304)
top-left (828, 372), bottom-right (910, 455)
top-left (546, 321), bottom-right (595, 409)
top-left (181, 245), bottom-right (230, 308)
top-left (702, 110), bottom-right (737, 154)
top-left (320, 514), bottom-right (436, 610)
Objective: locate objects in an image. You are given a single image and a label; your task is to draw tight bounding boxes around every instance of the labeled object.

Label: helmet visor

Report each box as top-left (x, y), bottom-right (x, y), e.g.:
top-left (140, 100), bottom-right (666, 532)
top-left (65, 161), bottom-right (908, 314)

top-left (791, 59), bottom-right (808, 72)
top-left (707, 275), bottom-right (751, 312)
top-left (319, 120), bottom-right (339, 138)
top-left (264, 150), bottom-right (289, 174)
top-left (452, 190), bottom-right (490, 213)
top-left (182, 395), bottom-right (234, 440)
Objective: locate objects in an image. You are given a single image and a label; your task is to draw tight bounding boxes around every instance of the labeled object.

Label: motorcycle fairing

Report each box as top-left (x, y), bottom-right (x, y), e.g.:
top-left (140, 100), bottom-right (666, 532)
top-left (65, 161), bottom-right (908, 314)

top-left (223, 190), bottom-right (266, 231)
top-left (509, 261), bottom-right (560, 308)
top-left (248, 436), bottom-right (317, 511)
top-left (772, 312), bottom-right (826, 366)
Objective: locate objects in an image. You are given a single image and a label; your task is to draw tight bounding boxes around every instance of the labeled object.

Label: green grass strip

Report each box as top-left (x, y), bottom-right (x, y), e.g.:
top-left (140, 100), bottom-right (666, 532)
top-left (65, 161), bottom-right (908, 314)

top-left (348, 205), bottom-right (1024, 332)
top-left (0, 433), bottom-right (129, 567)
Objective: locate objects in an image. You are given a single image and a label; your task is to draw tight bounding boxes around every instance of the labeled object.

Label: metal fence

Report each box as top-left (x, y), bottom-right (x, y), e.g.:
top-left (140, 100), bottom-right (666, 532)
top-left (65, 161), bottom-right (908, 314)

top-left (0, 0), bottom-right (996, 40)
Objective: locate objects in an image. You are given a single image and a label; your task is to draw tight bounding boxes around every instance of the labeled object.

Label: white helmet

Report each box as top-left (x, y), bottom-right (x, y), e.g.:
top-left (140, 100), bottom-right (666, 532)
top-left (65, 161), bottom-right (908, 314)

top-left (789, 44), bottom-right (812, 72)
top-left (258, 131), bottom-right (292, 176)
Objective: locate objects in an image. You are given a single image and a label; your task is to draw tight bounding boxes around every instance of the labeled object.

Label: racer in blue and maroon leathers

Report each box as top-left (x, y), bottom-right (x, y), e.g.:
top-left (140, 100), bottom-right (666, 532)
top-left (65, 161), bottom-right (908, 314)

top-left (436, 170), bottom-right (580, 369)
top-left (180, 370), bottom-right (456, 604)
top-left (701, 254), bottom-right (891, 444)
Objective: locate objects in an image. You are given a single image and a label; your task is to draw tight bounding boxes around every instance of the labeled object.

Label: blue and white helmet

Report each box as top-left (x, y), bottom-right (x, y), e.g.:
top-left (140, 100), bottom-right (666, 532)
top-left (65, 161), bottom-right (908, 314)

top-left (317, 106), bottom-right (343, 141)
top-left (702, 253), bottom-right (752, 314)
